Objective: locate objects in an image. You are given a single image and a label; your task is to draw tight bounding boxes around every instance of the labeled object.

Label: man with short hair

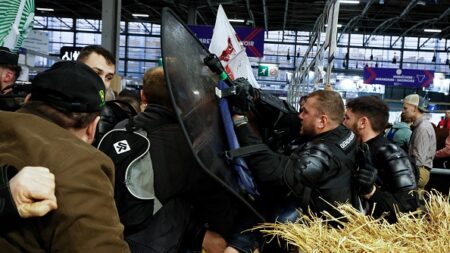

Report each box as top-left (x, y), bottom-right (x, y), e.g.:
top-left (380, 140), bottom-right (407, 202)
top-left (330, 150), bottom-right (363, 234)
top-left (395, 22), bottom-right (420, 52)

top-left (77, 45), bottom-right (115, 89)
top-left (344, 96), bottom-right (419, 222)
top-left (0, 46), bottom-right (21, 94)
top-left (103, 67), bottom-right (238, 253)
top-left (402, 94), bottom-right (436, 197)
top-left (234, 90), bottom-right (358, 218)
top-left (0, 61), bottom-right (130, 252)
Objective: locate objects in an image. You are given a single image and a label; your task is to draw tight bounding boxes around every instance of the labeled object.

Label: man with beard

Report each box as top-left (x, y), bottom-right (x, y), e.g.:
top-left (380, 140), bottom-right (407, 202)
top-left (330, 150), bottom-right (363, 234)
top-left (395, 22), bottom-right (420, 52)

top-left (344, 96), bottom-right (419, 222)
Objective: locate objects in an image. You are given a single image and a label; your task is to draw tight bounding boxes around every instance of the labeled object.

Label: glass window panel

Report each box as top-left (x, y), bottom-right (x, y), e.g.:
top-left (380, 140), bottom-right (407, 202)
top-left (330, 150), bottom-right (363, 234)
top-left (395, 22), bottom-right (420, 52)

top-left (128, 35), bottom-right (145, 47)
top-left (49, 42), bottom-right (74, 55)
top-left (404, 36), bottom-right (418, 49)
top-left (48, 31), bottom-right (74, 43)
top-left (151, 24), bottom-right (161, 35)
top-left (76, 19), bottom-right (100, 31)
top-left (120, 35), bottom-right (126, 46)
top-left (75, 32), bottom-right (101, 45)
top-left (128, 22), bottom-right (147, 34)
top-left (349, 34), bottom-right (363, 46)
top-left (145, 36), bottom-right (160, 48)
top-left (47, 17), bottom-right (73, 30)
top-left (33, 16), bottom-right (47, 29)
top-left (337, 33), bottom-right (348, 46)
top-left (265, 31), bottom-right (283, 42)
top-left (419, 38), bottom-right (437, 49)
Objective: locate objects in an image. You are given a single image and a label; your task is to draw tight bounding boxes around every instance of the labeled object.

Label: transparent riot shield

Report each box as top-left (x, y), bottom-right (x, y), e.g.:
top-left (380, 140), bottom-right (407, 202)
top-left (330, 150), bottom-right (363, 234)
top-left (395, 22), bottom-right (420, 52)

top-left (161, 8), bottom-right (263, 220)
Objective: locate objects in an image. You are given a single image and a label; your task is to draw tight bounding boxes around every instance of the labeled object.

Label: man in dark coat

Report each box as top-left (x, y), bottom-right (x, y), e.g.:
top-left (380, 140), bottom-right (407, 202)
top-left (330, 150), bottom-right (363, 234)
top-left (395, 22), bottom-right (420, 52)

top-left (344, 96), bottom-right (419, 222)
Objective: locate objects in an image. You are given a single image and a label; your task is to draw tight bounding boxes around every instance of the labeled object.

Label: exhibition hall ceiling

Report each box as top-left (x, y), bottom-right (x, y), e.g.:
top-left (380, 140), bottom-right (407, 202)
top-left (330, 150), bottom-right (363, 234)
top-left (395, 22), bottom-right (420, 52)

top-left (35, 0), bottom-right (450, 39)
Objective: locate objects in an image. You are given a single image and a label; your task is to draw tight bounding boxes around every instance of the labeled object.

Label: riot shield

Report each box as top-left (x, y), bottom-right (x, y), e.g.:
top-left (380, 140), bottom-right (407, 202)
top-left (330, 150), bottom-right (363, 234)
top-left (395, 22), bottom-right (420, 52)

top-left (161, 8), bottom-right (264, 220)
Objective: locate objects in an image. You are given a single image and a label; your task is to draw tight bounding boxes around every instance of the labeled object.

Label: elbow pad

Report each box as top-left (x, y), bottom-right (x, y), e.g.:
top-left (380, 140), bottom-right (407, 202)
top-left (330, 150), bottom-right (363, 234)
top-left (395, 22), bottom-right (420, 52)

top-left (284, 143), bottom-right (332, 197)
top-left (377, 143), bottom-right (417, 192)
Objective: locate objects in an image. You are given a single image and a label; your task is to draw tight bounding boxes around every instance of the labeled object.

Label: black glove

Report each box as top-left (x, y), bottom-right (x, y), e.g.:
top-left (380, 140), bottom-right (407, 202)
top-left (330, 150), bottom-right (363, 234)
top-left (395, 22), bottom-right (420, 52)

top-left (227, 78), bottom-right (258, 115)
top-left (356, 143), bottom-right (378, 195)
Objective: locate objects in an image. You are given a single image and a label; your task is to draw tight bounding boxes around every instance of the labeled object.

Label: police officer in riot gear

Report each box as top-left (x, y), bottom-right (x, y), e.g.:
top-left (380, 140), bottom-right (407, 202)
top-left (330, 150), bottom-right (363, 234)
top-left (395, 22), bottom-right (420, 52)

top-left (232, 89), bottom-right (359, 220)
top-left (344, 96), bottom-right (419, 223)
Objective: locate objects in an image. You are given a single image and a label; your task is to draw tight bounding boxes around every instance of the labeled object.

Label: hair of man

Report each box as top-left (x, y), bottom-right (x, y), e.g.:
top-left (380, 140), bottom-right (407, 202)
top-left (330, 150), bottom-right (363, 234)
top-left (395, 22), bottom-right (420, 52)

top-left (77, 45), bottom-right (116, 66)
top-left (346, 96), bottom-right (389, 133)
top-left (22, 101), bottom-right (99, 129)
top-left (0, 64), bottom-right (21, 81)
top-left (142, 67), bottom-right (172, 109)
top-left (307, 90), bottom-right (345, 124)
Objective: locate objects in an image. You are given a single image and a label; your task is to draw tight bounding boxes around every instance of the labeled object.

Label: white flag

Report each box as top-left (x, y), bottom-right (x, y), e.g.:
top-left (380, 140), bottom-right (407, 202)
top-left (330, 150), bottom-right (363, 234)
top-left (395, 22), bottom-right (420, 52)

top-left (209, 5), bottom-right (259, 88)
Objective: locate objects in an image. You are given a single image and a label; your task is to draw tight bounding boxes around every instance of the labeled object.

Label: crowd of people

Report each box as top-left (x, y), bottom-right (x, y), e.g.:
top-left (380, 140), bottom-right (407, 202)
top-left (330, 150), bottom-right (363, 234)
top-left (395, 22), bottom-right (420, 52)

top-left (0, 43), bottom-right (445, 253)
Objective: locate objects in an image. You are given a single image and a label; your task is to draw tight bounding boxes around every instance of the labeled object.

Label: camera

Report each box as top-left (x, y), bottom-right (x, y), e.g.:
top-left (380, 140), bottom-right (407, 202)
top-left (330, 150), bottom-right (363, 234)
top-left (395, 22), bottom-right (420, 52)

top-left (0, 81), bottom-right (31, 111)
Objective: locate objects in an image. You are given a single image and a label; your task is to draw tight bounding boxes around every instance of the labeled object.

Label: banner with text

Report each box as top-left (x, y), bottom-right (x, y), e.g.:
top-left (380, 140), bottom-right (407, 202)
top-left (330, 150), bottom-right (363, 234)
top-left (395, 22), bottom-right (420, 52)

top-left (363, 67), bottom-right (434, 88)
top-left (189, 25), bottom-right (264, 58)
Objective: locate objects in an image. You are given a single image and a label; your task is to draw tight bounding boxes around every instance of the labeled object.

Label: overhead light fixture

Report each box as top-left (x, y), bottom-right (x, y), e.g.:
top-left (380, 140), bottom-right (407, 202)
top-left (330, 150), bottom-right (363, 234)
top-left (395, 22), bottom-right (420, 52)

top-left (228, 19), bottom-right (245, 23)
top-left (340, 0), bottom-right (360, 4)
top-left (325, 24), bottom-right (343, 28)
top-left (424, 29), bottom-right (441, 33)
top-left (132, 13), bottom-right (149, 18)
top-left (36, 7), bottom-right (54, 12)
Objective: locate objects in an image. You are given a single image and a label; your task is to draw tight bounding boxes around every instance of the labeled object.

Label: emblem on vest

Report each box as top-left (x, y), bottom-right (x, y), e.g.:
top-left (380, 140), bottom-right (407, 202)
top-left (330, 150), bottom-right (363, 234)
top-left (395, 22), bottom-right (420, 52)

top-left (339, 131), bottom-right (355, 150)
top-left (114, 140), bottom-right (131, 154)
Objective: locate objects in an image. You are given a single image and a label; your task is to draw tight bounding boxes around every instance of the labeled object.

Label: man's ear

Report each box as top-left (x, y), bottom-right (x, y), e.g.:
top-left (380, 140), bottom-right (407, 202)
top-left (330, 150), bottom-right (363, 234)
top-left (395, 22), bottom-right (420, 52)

top-left (318, 114), bottom-right (328, 129)
top-left (86, 116), bottom-right (101, 144)
top-left (359, 116), bottom-right (368, 129)
top-left (3, 70), bottom-right (15, 83)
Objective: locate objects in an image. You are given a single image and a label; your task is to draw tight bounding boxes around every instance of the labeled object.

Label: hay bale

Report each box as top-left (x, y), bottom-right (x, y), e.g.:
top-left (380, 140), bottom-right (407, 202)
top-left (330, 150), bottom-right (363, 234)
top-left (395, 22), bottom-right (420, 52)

top-left (256, 191), bottom-right (450, 253)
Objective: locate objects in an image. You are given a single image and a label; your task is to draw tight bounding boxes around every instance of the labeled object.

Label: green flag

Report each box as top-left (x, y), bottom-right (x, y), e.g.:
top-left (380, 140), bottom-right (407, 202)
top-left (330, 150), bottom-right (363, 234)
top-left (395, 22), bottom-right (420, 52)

top-left (0, 0), bottom-right (35, 52)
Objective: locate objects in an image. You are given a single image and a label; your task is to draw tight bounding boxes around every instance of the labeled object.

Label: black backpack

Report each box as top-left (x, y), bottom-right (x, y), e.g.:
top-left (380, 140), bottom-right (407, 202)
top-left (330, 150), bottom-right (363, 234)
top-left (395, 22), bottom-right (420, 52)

top-left (97, 116), bottom-right (163, 232)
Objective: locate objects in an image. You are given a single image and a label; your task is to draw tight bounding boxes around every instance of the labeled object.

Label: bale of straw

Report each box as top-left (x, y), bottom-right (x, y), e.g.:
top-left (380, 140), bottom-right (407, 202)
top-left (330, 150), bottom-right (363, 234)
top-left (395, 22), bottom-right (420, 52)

top-left (256, 191), bottom-right (450, 253)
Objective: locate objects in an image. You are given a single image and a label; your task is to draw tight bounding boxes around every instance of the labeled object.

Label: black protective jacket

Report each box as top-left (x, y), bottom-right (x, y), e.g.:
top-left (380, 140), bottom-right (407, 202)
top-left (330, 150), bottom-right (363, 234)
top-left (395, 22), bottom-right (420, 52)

top-left (115, 105), bottom-right (239, 252)
top-left (366, 134), bottom-right (419, 222)
top-left (236, 124), bottom-right (358, 218)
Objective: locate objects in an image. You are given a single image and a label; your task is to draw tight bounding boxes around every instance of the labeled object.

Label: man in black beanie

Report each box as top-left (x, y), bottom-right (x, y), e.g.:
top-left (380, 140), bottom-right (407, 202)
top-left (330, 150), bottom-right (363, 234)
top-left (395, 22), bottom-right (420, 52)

top-left (0, 61), bottom-right (130, 252)
top-left (0, 46), bottom-right (21, 94)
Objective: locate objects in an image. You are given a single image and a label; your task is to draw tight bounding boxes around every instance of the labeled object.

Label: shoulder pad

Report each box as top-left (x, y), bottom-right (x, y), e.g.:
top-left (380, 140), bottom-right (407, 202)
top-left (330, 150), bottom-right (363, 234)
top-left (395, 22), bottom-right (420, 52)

top-left (377, 143), bottom-right (408, 161)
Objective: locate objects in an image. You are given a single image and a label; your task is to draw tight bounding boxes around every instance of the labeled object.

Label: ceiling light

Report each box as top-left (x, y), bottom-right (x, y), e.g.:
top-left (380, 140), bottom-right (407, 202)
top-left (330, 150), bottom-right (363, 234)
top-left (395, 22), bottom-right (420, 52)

top-left (340, 0), bottom-right (360, 4)
top-left (325, 24), bottom-right (343, 28)
top-left (228, 19), bottom-right (245, 23)
top-left (36, 7), bottom-right (54, 12)
top-left (132, 13), bottom-right (149, 18)
top-left (424, 29), bottom-right (441, 33)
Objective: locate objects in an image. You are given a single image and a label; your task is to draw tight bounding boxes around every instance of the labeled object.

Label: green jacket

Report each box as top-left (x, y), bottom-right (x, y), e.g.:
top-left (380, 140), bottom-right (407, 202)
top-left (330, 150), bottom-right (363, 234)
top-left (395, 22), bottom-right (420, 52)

top-left (0, 110), bottom-right (130, 253)
top-left (385, 122), bottom-right (412, 151)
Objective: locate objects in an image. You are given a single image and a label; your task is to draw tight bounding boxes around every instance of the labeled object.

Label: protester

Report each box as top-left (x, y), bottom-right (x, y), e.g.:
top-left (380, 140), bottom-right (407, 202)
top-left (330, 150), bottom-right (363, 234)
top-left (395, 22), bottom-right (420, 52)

top-left (77, 45), bottom-right (115, 90)
top-left (100, 67), bottom-right (241, 253)
top-left (0, 61), bottom-right (130, 252)
top-left (384, 112), bottom-right (412, 151)
top-left (437, 110), bottom-right (450, 129)
top-left (0, 165), bottom-right (56, 218)
top-left (0, 46), bottom-right (21, 94)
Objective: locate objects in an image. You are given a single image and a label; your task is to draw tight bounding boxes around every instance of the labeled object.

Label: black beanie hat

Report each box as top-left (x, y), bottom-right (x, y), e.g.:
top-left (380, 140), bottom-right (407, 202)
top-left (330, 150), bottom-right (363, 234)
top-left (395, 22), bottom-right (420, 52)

top-left (0, 47), bottom-right (19, 65)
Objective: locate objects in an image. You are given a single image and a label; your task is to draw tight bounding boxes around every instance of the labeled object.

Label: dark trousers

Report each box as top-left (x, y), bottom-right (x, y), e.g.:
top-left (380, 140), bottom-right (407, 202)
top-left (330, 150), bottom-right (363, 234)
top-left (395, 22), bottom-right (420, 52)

top-left (125, 199), bottom-right (192, 253)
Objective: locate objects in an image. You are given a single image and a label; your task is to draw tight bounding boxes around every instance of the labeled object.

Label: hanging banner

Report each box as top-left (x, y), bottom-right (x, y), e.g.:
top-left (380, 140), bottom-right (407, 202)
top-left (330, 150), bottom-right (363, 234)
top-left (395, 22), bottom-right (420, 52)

top-left (189, 25), bottom-right (264, 58)
top-left (0, 0), bottom-right (35, 51)
top-left (363, 67), bottom-right (434, 88)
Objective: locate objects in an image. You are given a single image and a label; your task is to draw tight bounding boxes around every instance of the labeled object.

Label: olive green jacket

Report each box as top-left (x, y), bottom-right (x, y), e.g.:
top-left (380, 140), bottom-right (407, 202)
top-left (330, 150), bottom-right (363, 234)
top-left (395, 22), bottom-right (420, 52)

top-left (0, 110), bottom-right (130, 253)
